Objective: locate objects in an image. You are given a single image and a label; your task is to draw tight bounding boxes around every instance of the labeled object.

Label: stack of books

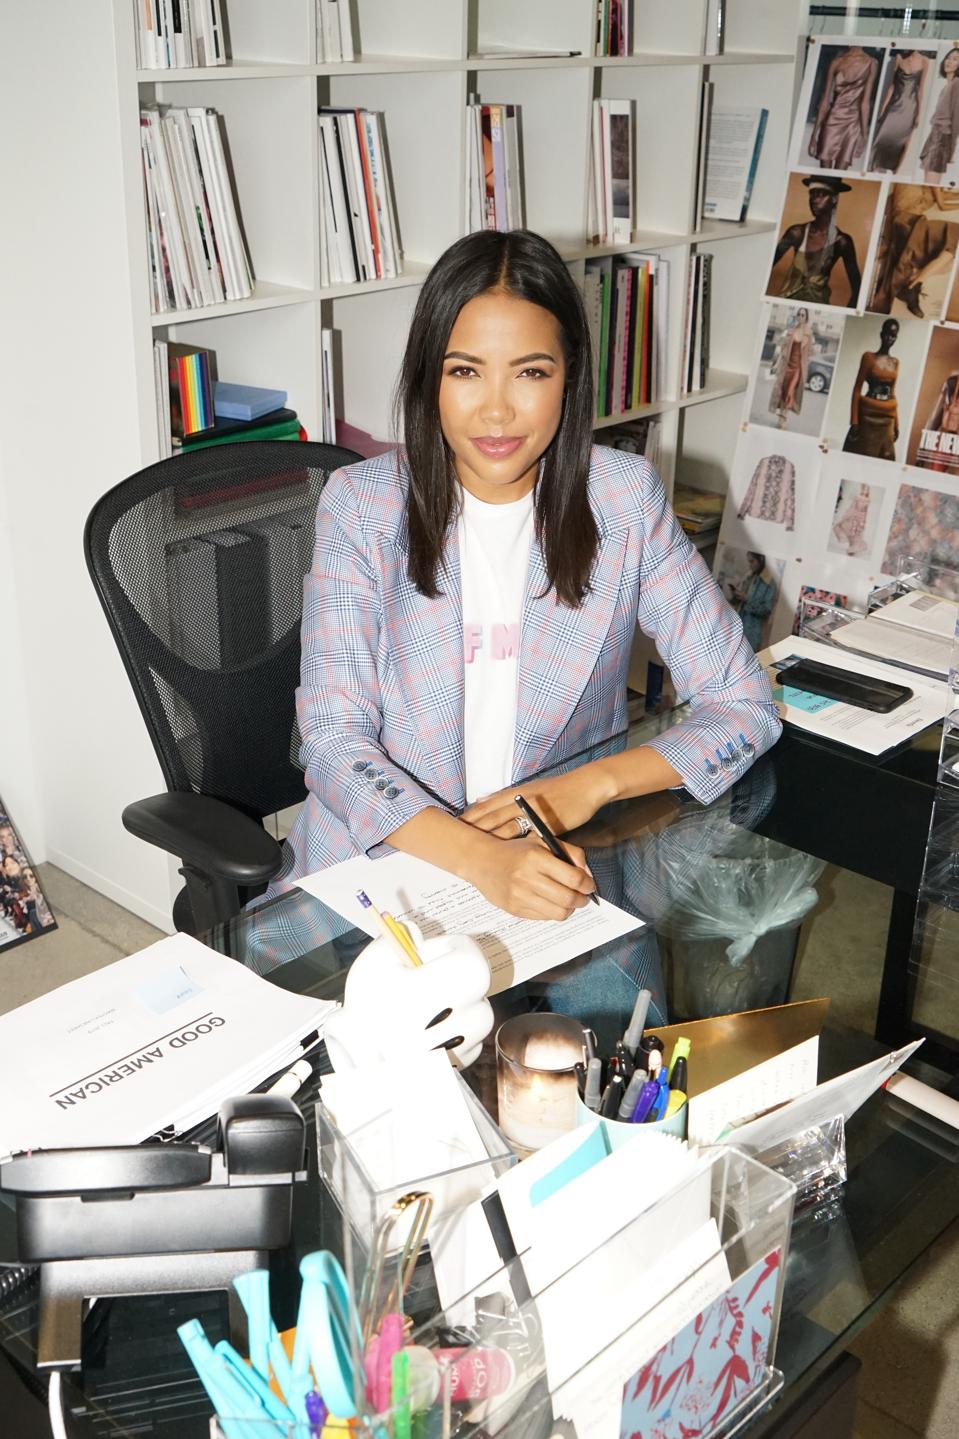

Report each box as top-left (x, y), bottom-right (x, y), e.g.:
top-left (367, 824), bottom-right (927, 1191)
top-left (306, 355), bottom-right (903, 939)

top-left (316, 0), bottom-right (355, 61)
top-left (134, 0), bottom-right (225, 68)
top-left (153, 348), bottom-right (338, 459)
top-left (465, 102), bottom-right (525, 233)
top-left (585, 254), bottom-right (669, 419)
top-left (140, 105), bottom-right (253, 313)
top-left (595, 1), bottom-right (634, 56)
top-left (681, 253), bottom-right (712, 396)
top-left (671, 484), bottom-right (724, 551)
top-left (318, 109), bottom-right (402, 284)
top-left (588, 98), bottom-right (634, 247)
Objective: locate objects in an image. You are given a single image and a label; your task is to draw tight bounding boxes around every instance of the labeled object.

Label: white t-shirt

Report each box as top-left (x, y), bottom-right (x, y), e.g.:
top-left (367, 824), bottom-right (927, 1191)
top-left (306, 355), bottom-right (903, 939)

top-left (458, 487), bottom-right (535, 804)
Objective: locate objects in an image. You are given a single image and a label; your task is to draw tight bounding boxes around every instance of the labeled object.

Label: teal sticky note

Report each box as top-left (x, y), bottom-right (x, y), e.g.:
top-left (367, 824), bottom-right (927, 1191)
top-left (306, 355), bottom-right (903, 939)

top-left (528, 1121), bottom-right (611, 1206)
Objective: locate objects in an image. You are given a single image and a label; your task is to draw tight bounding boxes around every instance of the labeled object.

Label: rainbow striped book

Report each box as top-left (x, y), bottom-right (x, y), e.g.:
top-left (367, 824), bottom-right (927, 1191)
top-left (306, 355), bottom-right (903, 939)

top-left (167, 343), bottom-right (214, 439)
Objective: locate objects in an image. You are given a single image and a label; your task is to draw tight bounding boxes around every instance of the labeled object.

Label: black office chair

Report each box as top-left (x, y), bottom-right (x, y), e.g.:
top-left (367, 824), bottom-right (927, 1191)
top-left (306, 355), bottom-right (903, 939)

top-left (84, 440), bottom-right (364, 934)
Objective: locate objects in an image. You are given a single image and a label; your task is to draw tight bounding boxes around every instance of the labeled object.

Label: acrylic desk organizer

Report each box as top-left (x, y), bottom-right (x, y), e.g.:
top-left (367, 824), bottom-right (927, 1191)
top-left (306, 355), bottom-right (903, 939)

top-left (754, 1113), bottom-right (847, 1221)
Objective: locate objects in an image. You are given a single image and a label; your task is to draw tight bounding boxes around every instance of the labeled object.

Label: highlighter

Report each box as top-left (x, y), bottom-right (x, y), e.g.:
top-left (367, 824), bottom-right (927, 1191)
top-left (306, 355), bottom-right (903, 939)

top-left (664, 1089), bottom-right (686, 1119)
top-left (669, 1037), bottom-right (691, 1093)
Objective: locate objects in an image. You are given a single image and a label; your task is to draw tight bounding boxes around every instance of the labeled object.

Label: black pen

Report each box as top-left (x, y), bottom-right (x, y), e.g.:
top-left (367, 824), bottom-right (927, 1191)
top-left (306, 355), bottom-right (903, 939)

top-left (514, 794), bottom-right (601, 905)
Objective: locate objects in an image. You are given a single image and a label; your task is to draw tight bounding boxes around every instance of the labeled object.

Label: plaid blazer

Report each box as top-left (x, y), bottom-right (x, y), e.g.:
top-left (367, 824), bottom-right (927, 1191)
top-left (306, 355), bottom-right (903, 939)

top-left (277, 446), bottom-right (781, 888)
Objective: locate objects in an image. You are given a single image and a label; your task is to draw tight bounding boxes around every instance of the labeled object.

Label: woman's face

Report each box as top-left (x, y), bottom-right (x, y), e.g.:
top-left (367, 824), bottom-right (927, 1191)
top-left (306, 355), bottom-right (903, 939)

top-left (946, 49), bottom-right (959, 78)
top-left (438, 289), bottom-right (567, 503)
top-left (795, 308), bottom-right (809, 326)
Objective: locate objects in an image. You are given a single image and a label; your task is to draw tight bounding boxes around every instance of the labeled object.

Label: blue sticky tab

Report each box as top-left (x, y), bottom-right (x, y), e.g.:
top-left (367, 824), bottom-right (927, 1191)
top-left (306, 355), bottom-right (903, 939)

top-left (778, 684), bottom-right (838, 714)
top-left (528, 1121), bottom-right (611, 1207)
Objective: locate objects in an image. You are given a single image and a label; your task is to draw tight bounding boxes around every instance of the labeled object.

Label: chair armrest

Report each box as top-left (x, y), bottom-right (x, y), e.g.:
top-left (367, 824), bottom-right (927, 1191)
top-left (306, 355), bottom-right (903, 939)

top-left (122, 793), bottom-right (283, 888)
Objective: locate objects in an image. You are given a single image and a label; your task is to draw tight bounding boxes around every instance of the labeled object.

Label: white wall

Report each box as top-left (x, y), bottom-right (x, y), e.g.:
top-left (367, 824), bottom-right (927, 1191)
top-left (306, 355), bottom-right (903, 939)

top-left (0, 431), bottom-right (44, 855)
top-left (0, 1), bottom-right (174, 930)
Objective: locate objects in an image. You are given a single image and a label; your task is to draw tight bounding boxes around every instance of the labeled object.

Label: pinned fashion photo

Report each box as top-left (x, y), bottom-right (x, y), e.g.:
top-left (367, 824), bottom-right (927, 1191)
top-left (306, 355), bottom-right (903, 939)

top-left (905, 322), bottom-right (959, 473)
top-left (916, 42), bottom-right (959, 183)
top-left (823, 312), bottom-right (927, 465)
top-left (868, 47), bottom-right (936, 176)
top-left (714, 547), bottom-right (787, 653)
top-left (882, 479), bottom-right (959, 574)
top-left (767, 173), bottom-right (882, 311)
top-left (790, 38), bottom-right (884, 174)
top-left (726, 425), bottom-right (823, 562)
top-left (866, 183), bottom-right (959, 321)
top-left (829, 479), bottom-right (884, 558)
top-left (749, 303), bottom-right (844, 437)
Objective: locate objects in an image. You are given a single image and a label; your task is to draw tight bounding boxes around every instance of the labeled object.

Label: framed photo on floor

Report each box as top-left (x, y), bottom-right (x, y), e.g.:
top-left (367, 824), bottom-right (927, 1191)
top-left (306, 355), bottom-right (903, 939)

top-left (0, 798), bottom-right (56, 951)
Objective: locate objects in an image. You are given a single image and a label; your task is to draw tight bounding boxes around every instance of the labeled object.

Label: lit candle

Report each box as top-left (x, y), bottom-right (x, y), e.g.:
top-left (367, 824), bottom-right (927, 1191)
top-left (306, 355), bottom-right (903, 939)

top-left (495, 1013), bottom-right (585, 1151)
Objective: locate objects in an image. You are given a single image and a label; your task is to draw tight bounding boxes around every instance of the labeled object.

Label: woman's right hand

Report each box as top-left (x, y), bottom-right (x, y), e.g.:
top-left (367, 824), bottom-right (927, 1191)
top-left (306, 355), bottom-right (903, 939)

top-left (470, 835), bottom-right (596, 920)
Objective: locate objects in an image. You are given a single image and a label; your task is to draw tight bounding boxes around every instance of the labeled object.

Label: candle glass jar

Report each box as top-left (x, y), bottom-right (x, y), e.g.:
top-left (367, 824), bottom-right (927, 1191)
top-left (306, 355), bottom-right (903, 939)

top-left (495, 1012), bottom-right (586, 1152)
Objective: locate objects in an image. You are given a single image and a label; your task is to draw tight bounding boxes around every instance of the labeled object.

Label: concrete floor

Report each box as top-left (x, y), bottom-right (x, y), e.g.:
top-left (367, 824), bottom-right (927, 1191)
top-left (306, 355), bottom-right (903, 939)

top-left (1, 860), bottom-right (957, 1438)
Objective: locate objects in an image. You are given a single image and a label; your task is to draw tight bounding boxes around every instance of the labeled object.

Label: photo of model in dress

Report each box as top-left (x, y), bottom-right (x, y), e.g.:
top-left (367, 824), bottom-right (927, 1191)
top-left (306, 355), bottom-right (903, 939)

top-left (882, 481), bottom-right (959, 574)
top-left (868, 47), bottom-right (935, 175)
top-left (917, 44), bottom-right (959, 183)
top-left (866, 183), bottom-right (959, 320)
top-left (767, 173), bottom-right (881, 311)
top-left (905, 323), bottom-right (959, 474)
top-left (829, 479), bottom-right (882, 558)
top-left (749, 303), bottom-right (844, 437)
top-left (714, 546), bottom-right (785, 652)
top-left (792, 40), bottom-right (883, 173)
top-left (825, 311), bottom-right (928, 466)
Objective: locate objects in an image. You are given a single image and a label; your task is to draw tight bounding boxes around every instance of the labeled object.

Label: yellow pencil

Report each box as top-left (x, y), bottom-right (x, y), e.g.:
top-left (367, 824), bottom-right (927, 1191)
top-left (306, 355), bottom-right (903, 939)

top-left (356, 890), bottom-right (422, 967)
top-left (383, 912), bottom-right (423, 967)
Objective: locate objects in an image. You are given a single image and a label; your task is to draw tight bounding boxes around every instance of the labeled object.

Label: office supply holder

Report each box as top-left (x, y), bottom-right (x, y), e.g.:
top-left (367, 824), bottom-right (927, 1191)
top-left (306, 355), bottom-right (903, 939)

top-left (0, 1095), bottom-right (306, 1371)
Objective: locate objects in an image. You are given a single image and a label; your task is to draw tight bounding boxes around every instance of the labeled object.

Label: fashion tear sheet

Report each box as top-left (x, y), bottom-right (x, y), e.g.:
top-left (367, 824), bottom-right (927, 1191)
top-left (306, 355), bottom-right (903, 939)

top-left (297, 851), bottom-right (644, 994)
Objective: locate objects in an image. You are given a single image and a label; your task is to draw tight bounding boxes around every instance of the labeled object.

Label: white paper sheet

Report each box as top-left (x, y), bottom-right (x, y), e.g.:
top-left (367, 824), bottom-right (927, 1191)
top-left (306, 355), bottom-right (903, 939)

top-left (761, 636), bottom-right (946, 756)
top-left (687, 1036), bottom-right (820, 1146)
top-left (298, 851), bottom-right (644, 995)
top-left (0, 934), bottom-right (334, 1157)
top-left (721, 1040), bottom-right (923, 1154)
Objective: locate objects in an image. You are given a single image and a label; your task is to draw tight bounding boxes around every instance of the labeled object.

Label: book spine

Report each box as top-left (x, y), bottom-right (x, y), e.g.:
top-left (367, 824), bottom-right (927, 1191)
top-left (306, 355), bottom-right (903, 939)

top-left (355, 109), bottom-right (382, 278)
top-left (490, 104), bottom-right (508, 234)
top-left (741, 108), bottom-right (768, 221)
top-left (596, 263), bottom-right (611, 417)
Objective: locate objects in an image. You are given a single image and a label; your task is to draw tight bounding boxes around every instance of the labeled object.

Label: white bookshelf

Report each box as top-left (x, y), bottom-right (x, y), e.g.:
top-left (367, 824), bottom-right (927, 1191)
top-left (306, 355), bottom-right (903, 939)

top-left (0, 0), bottom-right (809, 930)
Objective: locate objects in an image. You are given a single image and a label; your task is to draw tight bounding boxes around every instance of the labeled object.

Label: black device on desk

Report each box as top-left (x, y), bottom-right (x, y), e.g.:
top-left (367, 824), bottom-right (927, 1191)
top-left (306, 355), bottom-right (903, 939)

top-left (776, 657), bottom-right (913, 713)
top-left (0, 1095), bottom-right (306, 1372)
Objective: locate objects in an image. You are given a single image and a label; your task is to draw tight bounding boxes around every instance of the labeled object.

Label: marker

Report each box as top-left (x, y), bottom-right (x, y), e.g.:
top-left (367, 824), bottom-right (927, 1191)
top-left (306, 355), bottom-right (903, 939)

top-left (630, 1076), bottom-right (660, 1124)
top-left (514, 794), bottom-right (601, 905)
top-left (664, 1089), bottom-right (686, 1119)
top-left (645, 1072), bottom-right (671, 1123)
top-left (638, 1035), bottom-right (665, 1064)
top-left (623, 988), bottom-right (653, 1057)
top-left (265, 1058), bottom-right (313, 1100)
top-left (584, 1057), bottom-right (603, 1111)
top-left (669, 1037), bottom-right (691, 1094)
top-left (392, 1348), bottom-right (412, 1439)
top-left (574, 1061), bottom-right (587, 1100)
top-left (618, 1070), bottom-right (646, 1121)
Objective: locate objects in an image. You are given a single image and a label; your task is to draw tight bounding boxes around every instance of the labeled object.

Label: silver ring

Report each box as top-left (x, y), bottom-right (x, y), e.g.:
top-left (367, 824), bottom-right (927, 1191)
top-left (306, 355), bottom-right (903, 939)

top-left (515, 814), bottom-right (532, 837)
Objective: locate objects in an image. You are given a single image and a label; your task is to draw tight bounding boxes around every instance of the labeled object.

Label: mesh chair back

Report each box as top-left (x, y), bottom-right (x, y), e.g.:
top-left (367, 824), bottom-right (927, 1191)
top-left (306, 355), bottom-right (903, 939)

top-left (84, 441), bottom-right (364, 821)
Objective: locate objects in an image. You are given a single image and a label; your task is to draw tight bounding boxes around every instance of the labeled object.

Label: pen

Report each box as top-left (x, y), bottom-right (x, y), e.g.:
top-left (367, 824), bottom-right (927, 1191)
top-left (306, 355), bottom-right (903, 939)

top-left (623, 988), bottom-right (652, 1057)
top-left (265, 1058), bottom-right (313, 1099)
top-left (630, 1075), bottom-right (660, 1124)
top-left (513, 794), bottom-right (601, 905)
top-left (618, 1070), bottom-right (646, 1120)
top-left (669, 1037), bottom-right (691, 1093)
top-left (646, 1072), bottom-right (671, 1123)
top-left (600, 1072), bottom-right (624, 1118)
top-left (583, 1057), bottom-right (603, 1111)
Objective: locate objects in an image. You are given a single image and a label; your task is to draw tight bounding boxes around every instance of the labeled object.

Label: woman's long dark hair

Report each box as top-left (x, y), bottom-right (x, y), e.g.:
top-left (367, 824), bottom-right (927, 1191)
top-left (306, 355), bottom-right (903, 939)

top-left (395, 229), bottom-right (597, 607)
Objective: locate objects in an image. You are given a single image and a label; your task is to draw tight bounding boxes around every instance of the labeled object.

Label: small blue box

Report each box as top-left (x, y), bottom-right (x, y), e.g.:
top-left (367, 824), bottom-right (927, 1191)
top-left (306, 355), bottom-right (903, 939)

top-left (213, 381), bottom-right (288, 422)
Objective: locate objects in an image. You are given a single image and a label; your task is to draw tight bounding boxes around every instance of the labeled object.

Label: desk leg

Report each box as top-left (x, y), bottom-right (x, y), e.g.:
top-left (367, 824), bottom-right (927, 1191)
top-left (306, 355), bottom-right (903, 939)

top-left (875, 890), bottom-right (918, 1049)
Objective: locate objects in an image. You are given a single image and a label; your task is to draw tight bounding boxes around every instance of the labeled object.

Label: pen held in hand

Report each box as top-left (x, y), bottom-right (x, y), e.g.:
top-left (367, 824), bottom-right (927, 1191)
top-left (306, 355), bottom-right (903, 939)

top-left (513, 794), bottom-right (601, 905)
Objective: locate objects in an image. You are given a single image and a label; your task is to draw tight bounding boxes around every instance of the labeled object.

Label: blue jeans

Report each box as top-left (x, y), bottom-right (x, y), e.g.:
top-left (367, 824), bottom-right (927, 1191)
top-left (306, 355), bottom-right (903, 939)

top-left (529, 928), bottom-right (667, 1055)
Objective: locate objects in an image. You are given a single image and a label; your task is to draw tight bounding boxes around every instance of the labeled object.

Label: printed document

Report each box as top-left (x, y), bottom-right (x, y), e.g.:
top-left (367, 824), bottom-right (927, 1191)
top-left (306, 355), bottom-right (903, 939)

top-left (761, 635), bottom-right (946, 755)
top-left (831, 591), bottom-right (957, 681)
top-left (298, 851), bottom-right (644, 994)
top-left (0, 934), bottom-right (334, 1157)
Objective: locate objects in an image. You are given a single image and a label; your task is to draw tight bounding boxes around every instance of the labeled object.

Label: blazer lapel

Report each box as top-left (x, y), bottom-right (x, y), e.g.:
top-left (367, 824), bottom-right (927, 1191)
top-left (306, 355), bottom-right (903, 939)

top-left (512, 527), bottom-right (627, 779)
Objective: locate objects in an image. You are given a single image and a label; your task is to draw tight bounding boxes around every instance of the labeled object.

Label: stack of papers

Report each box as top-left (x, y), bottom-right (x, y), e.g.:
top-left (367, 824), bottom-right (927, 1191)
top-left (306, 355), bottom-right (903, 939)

top-left (831, 591), bottom-right (957, 681)
top-left (761, 635), bottom-right (947, 755)
top-left (298, 851), bottom-right (643, 995)
top-left (0, 934), bottom-right (335, 1158)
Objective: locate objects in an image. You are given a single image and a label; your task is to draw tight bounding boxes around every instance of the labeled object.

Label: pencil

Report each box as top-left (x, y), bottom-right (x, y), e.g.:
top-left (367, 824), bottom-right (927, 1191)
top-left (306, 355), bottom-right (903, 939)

top-left (514, 794), bottom-right (601, 905)
top-left (355, 891), bottom-right (422, 966)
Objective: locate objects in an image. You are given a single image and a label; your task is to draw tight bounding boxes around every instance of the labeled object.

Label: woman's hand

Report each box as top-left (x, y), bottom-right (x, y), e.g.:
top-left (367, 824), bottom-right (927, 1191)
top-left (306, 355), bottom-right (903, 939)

top-left (471, 835), bottom-right (596, 920)
top-left (463, 767), bottom-right (614, 840)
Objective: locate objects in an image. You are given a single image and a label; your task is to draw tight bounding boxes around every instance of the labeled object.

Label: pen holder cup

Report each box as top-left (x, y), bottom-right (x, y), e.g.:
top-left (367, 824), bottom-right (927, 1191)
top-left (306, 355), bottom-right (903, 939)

top-left (575, 1092), bottom-right (688, 1139)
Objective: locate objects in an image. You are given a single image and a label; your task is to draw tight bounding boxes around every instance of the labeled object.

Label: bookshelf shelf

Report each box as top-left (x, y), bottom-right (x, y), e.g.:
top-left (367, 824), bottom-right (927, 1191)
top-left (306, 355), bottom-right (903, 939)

top-left (2, 0), bottom-right (810, 929)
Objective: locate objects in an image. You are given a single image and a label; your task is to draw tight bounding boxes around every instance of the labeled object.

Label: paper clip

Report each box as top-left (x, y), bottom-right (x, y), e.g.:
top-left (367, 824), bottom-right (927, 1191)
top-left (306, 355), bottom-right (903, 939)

top-left (359, 1190), bottom-right (434, 1345)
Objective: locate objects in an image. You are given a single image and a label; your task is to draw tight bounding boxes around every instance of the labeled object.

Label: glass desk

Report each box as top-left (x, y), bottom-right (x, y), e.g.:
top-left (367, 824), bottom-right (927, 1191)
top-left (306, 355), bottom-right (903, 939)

top-left (1, 715), bottom-right (956, 1438)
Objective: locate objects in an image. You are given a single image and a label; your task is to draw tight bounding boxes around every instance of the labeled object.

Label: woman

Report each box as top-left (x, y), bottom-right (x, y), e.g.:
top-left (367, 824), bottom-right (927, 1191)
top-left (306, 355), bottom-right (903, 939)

top-left (769, 308), bottom-right (813, 430)
top-left (770, 177), bottom-right (861, 309)
top-left (280, 231), bottom-right (779, 946)
top-left (728, 554), bottom-right (776, 653)
top-left (832, 484), bottom-right (871, 556)
top-left (808, 45), bottom-right (879, 171)
top-left (869, 49), bottom-right (929, 173)
top-left (842, 318), bottom-right (900, 460)
top-left (920, 47), bottom-right (959, 183)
